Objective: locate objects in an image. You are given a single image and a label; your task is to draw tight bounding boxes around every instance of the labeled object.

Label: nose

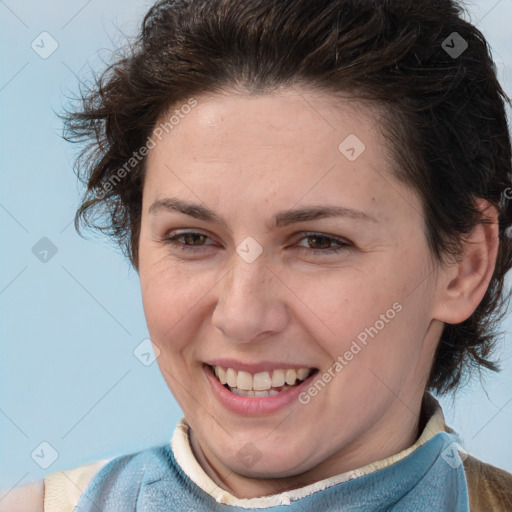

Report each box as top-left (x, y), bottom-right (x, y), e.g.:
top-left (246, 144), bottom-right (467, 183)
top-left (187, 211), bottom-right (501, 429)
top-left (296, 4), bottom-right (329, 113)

top-left (211, 256), bottom-right (288, 343)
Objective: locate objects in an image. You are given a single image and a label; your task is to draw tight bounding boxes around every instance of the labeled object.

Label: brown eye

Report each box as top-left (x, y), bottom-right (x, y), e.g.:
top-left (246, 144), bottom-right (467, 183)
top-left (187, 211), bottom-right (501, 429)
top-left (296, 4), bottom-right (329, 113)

top-left (295, 232), bottom-right (352, 255)
top-left (306, 235), bottom-right (334, 249)
top-left (163, 231), bottom-right (217, 253)
top-left (181, 232), bottom-right (208, 245)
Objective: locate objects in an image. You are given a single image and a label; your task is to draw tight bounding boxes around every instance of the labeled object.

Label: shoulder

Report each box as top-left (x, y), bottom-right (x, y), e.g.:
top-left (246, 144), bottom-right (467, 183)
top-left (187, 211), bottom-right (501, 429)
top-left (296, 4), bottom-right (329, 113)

top-left (43, 444), bottom-right (173, 512)
top-left (463, 454), bottom-right (512, 512)
top-left (0, 480), bottom-right (44, 512)
top-left (43, 458), bottom-right (112, 512)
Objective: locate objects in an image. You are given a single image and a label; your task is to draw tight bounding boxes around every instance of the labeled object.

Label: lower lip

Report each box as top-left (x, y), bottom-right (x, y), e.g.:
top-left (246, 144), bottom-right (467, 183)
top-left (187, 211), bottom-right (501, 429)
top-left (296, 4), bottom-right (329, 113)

top-left (203, 364), bottom-right (318, 416)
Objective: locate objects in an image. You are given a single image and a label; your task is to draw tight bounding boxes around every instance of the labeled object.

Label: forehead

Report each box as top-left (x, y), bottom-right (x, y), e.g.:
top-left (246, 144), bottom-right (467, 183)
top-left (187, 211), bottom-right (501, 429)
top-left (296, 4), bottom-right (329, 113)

top-left (142, 87), bottom-right (419, 226)
top-left (148, 88), bottom-right (378, 166)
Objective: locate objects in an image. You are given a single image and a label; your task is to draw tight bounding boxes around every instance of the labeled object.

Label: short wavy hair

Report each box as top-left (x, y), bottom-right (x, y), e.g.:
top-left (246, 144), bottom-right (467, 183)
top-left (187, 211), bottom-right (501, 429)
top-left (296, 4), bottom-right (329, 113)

top-left (63, 0), bottom-right (512, 394)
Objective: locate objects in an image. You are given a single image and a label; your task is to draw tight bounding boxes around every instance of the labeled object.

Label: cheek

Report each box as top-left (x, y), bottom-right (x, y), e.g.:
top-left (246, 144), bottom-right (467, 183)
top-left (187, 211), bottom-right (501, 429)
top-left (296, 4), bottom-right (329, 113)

top-left (139, 257), bottom-right (216, 345)
top-left (326, 289), bottom-right (433, 396)
top-left (294, 265), bottom-right (395, 334)
top-left (300, 262), bottom-right (424, 369)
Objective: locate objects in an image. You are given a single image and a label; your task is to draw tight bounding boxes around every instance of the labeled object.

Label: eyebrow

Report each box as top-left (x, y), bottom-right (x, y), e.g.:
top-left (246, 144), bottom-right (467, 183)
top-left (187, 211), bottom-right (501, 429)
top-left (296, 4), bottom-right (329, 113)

top-left (148, 197), bottom-right (378, 229)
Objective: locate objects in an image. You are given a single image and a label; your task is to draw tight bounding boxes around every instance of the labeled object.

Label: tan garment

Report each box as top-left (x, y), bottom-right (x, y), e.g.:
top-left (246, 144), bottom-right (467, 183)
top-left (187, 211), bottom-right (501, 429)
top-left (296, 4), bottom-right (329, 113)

top-left (463, 454), bottom-right (512, 511)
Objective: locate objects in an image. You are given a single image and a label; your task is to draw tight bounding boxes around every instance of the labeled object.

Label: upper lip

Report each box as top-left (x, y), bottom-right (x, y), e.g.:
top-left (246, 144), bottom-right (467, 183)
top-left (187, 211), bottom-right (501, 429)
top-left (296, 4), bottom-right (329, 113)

top-left (205, 359), bottom-right (317, 374)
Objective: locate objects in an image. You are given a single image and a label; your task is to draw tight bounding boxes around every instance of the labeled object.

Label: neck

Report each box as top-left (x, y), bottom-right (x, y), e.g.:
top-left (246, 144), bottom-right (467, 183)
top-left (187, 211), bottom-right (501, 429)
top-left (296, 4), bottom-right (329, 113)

top-left (188, 397), bottom-right (426, 500)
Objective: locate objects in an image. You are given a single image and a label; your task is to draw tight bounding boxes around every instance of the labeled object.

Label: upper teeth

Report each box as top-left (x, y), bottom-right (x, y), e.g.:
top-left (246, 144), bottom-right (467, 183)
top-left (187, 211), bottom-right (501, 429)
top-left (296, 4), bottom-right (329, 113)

top-left (213, 366), bottom-right (312, 391)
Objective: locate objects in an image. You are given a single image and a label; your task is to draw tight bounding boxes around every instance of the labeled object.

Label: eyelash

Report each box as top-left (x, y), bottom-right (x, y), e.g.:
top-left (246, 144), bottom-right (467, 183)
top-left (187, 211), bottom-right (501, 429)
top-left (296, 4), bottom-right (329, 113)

top-left (163, 231), bottom-right (352, 256)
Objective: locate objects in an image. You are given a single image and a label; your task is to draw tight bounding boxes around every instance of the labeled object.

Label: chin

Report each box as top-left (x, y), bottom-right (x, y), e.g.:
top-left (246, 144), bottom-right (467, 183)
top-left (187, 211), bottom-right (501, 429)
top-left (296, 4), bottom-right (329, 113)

top-left (223, 440), bottom-right (317, 478)
top-left (230, 457), bottom-right (311, 480)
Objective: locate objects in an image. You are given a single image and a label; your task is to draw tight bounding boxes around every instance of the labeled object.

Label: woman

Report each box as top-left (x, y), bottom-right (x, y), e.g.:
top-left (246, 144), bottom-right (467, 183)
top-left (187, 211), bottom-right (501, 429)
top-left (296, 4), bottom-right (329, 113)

top-left (4, 0), bottom-right (512, 510)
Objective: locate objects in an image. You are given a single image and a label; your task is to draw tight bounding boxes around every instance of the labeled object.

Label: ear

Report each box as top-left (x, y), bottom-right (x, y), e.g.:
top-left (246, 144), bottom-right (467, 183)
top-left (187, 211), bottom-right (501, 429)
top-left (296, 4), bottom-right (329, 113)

top-left (432, 199), bottom-right (499, 325)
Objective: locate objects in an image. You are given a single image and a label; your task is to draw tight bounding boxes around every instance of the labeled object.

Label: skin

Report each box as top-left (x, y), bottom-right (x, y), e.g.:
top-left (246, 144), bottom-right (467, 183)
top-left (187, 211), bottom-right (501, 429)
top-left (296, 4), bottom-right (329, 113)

top-left (0, 481), bottom-right (44, 512)
top-left (136, 86), bottom-right (499, 499)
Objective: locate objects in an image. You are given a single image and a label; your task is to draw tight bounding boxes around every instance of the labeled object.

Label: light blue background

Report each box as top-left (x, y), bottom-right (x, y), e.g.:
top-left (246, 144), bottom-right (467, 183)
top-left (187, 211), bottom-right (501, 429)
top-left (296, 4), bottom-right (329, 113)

top-left (1, 0), bottom-right (511, 490)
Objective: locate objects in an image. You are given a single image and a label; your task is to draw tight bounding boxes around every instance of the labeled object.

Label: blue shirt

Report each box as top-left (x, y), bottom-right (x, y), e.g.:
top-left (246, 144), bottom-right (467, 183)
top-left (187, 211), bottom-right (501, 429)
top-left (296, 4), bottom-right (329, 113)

top-left (75, 430), bottom-right (470, 511)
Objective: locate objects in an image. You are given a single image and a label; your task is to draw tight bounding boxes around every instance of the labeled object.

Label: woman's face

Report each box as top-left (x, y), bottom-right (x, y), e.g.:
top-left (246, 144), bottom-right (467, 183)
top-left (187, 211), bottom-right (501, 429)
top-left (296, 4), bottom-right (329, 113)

top-left (138, 87), bottom-right (445, 490)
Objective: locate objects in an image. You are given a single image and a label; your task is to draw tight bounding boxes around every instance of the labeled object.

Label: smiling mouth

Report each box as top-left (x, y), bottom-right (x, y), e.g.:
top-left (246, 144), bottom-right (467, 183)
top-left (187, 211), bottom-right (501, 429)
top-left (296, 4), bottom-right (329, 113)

top-left (207, 364), bottom-right (317, 397)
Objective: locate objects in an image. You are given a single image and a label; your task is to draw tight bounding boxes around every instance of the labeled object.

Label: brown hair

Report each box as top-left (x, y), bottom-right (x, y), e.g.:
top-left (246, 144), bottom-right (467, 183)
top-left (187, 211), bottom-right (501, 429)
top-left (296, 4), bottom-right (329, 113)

top-left (63, 0), bottom-right (512, 394)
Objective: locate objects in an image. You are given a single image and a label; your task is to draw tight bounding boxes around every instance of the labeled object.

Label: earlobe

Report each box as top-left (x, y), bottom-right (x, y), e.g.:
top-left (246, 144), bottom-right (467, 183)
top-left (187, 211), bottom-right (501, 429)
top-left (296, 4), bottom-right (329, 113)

top-left (433, 199), bottom-right (499, 325)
